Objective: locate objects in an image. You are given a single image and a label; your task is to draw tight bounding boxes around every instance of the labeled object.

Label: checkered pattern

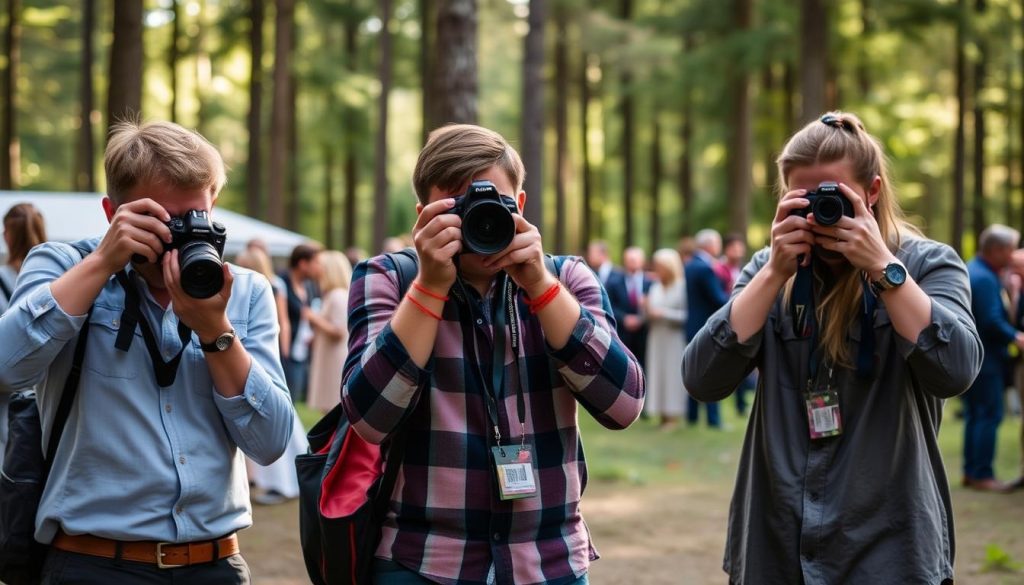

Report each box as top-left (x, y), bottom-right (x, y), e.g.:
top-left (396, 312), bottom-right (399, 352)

top-left (341, 254), bottom-right (645, 585)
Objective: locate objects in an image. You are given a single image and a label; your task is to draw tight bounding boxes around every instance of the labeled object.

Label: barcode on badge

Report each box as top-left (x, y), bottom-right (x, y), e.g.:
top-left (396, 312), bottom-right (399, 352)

top-left (812, 406), bottom-right (838, 433)
top-left (500, 463), bottom-right (535, 492)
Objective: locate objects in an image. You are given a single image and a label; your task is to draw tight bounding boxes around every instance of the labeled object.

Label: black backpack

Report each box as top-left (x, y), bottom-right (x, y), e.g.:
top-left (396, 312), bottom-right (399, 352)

top-left (0, 241), bottom-right (93, 585)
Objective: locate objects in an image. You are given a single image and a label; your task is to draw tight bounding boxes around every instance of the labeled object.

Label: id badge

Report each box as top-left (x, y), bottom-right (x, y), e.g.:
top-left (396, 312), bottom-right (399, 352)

top-left (491, 444), bottom-right (538, 500)
top-left (805, 388), bottom-right (842, 440)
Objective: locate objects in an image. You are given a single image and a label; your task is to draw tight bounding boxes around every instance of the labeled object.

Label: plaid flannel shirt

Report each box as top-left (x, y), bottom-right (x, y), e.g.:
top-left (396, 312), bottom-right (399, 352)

top-left (341, 254), bottom-right (645, 585)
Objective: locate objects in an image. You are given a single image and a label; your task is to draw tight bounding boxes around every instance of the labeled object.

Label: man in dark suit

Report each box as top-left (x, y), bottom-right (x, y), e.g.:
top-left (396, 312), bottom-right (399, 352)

top-left (685, 229), bottom-right (730, 428)
top-left (604, 247), bottom-right (652, 367)
top-left (964, 224), bottom-right (1024, 492)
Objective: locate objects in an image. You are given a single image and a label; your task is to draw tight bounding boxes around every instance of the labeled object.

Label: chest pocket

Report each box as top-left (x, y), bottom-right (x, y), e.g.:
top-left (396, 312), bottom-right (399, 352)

top-left (83, 305), bottom-right (140, 379)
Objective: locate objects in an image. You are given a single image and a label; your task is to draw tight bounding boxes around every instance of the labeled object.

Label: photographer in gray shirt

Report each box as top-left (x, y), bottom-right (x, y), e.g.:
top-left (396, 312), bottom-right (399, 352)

top-left (683, 112), bottom-right (982, 585)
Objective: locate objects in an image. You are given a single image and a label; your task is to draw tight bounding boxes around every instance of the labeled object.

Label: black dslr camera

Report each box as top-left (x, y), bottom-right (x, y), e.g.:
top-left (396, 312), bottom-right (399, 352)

top-left (133, 209), bottom-right (227, 299)
top-left (448, 180), bottom-right (519, 255)
top-left (788, 181), bottom-right (854, 226)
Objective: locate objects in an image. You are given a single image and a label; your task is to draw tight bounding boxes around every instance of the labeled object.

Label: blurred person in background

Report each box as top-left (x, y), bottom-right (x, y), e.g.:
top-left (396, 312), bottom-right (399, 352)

top-left (281, 242), bottom-right (322, 403)
top-left (236, 244), bottom-right (290, 359)
top-left (1007, 248), bottom-right (1024, 490)
top-left (585, 240), bottom-right (616, 286)
top-left (304, 250), bottom-right (353, 414)
top-left (643, 248), bottom-right (688, 430)
top-left (0, 202), bottom-right (48, 468)
top-left (611, 246), bottom-right (652, 367)
top-left (722, 233), bottom-right (757, 416)
top-left (684, 228), bottom-right (729, 429)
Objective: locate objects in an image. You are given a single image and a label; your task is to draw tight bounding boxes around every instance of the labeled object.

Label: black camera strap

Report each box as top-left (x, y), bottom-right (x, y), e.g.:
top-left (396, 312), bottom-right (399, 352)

top-left (114, 270), bottom-right (193, 387)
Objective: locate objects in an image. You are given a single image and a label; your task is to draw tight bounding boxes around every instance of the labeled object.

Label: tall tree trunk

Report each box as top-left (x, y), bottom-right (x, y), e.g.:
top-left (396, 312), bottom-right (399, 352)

top-left (580, 51), bottom-right (593, 247)
top-left (431, 0), bottom-right (477, 126)
top-left (679, 34), bottom-right (694, 237)
top-left (1020, 0), bottom-right (1024, 230)
top-left (1, 0), bottom-right (20, 189)
top-left (268, 0), bottom-right (294, 227)
top-left (420, 0), bottom-right (433, 141)
top-left (324, 145), bottom-right (336, 249)
top-left (169, 0), bottom-right (180, 122)
top-left (798, 0), bottom-right (826, 124)
top-left (972, 0), bottom-right (987, 240)
top-left (620, 0), bottom-right (634, 246)
top-left (374, 0), bottom-right (393, 253)
top-left (246, 0), bottom-right (265, 219)
top-left (521, 0), bottom-right (546, 226)
top-left (762, 64), bottom-right (779, 193)
top-left (952, 0), bottom-right (968, 253)
top-left (343, 13), bottom-right (359, 249)
top-left (650, 113), bottom-right (662, 250)
top-left (1005, 57), bottom-right (1014, 226)
top-left (783, 60), bottom-right (796, 134)
top-left (75, 0), bottom-right (96, 192)
top-left (553, 6), bottom-right (568, 253)
top-left (857, 0), bottom-right (871, 98)
top-left (286, 76), bottom-right (299, 231)
top-left (727, 0), bottom-right (753, 240)
top-left (194, 0), bottom-right (210, 133)
top-left (108, 0), bottom-right (144, 129)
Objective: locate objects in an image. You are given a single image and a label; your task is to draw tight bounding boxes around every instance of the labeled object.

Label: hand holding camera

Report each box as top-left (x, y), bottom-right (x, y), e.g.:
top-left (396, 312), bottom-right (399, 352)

top-left (95, 198), bottom-right (174, 277)
top-left (766, 189), bottom-right (816, 281)
top-left (412, 197), bottom-right (463, 293)
top-left (803, 182), bottom-right (897, 276)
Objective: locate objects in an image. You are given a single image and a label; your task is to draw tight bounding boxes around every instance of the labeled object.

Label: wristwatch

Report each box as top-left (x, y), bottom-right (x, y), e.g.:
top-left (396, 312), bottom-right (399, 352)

top-left (200, 329), bottom-right (236, 353)
top-left (870, 262), bottom-right (907, 295)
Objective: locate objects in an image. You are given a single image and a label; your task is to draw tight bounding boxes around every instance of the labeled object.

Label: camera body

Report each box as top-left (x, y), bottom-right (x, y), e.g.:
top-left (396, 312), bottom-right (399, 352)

top-left (788, 181), bottom-right (854, 226)
top-left (448, 180), bottom-right (519, 255)
top-left (166, 210), bottom-right (228, 299)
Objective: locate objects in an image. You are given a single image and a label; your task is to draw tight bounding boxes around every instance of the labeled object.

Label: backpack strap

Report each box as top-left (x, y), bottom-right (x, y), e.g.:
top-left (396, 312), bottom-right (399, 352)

top-left (0, 271), bottom-right (12, 302)
top-left (386, 247), bottom-right (420, 299)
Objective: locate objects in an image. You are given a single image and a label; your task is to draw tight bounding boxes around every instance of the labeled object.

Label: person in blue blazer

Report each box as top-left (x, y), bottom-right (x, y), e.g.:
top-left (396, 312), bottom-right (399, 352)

top-left (605, 247), bottom-right (652, 366)
top-left (684, 229), bottom-right (730, 428)
top-left (964, 224), bottom-right (1024, 492)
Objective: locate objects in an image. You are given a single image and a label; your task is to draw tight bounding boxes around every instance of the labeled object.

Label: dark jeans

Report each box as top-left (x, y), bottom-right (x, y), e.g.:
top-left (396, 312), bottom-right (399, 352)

top-left (963, 371), bottom-right (1005, 480)
top-left (687, 395), bottom-right (721, 428)
top-left (40, 548), bottom-right (250, 584)
top-left (372, 559), bottom-right (589, 585)
top-left (282, 357), bottom-right (309, 403)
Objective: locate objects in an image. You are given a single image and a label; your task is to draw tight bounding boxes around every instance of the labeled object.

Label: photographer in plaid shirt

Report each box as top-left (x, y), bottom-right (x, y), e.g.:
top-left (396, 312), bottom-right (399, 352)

top-left (341, 124), bottom-right (645, 585)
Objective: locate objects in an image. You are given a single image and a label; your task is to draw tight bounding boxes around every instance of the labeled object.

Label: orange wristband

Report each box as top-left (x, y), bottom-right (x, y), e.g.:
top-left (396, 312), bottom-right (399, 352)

top-left (407, 294), bottom-right (442, 321)
top-left (412, 281), bottom-right (450, 301)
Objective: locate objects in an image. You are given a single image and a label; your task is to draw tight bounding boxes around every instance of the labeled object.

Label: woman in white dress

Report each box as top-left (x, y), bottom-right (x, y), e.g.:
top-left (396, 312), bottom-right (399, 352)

top-left (643, 248), bottom-right (688, 430)
top-left (305, 250), bottom-right (352, 414)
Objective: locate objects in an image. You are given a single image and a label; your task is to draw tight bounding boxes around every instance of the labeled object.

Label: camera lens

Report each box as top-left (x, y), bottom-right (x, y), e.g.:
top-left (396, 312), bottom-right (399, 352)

top-left (812, 195), bottom-right (844, 226)
top-left (178, 241), bottom-right (224, 299)
top-left (462, 200), bottom-right (516, 255)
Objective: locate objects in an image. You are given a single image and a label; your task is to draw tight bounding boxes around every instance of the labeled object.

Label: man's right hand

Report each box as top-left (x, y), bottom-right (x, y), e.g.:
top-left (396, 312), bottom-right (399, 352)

top-left (766, 189), bottom-right (815, 282)
top-left (94, 198), bottom-right (173, 275)
top-left (412, 198), bottom-right (461, 292)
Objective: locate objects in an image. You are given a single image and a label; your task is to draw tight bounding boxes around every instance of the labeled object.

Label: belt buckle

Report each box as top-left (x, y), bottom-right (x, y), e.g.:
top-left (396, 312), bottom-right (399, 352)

top-left (156, 542), bottom-right (185, 569)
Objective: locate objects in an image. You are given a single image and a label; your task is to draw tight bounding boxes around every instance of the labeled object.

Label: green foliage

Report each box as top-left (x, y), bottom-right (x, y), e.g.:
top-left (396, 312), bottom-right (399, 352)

top-left (981, 544), bottom-right (1022, 573)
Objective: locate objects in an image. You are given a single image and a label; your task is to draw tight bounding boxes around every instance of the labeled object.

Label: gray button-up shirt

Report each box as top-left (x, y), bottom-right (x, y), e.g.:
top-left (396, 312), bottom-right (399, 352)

top-left (682, 237), bottom-right (982, 585)
top-left (0, 238), bottom-right (295, 544)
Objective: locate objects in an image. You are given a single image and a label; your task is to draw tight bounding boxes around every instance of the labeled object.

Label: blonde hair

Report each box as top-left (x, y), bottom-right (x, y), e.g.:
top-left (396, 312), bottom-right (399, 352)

top-left (778, 111), bottom-right (920, 366)
top-left (4, 203), bottom-right (47, 266)
top-left (319, 250), bottom-right (353, 293)
top-left (104, 119), bottom-right (227, 204)
top-left (412, 124), bottom-right (525, 204)
top-left (652, 248), bottom-right (683, 285)
top-left (234, 247), bottom-right (275, 281)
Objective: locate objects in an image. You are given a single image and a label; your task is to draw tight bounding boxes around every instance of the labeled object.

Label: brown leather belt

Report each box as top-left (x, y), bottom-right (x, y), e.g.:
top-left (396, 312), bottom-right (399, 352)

top-left (52, 530), bottom-right (239, 569)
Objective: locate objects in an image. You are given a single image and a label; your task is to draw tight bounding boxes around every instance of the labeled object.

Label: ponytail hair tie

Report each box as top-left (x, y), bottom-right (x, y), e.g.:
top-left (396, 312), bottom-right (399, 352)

top-left (820, 113), bottom-right (857, 133)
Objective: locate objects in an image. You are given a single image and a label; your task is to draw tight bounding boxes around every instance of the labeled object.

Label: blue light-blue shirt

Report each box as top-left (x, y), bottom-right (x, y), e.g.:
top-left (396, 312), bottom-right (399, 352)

top-left (0, 238), bottom-right (294, 544)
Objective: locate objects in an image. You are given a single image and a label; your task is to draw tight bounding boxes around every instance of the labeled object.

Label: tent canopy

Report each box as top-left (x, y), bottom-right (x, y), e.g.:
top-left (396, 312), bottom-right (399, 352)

top-left (0, 192), bottom-right (311, 260)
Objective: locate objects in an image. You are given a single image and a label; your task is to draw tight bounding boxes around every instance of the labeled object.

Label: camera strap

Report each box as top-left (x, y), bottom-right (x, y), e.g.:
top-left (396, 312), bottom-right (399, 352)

top-left (114, 270), bottom-right (193, 387)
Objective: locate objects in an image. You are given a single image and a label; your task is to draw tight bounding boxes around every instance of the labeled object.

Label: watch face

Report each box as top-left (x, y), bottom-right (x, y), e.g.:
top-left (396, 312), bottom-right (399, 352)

top-left (215, 334), bottom-right (233, 351)
top-left (885, 263), bottom-right (907, 285)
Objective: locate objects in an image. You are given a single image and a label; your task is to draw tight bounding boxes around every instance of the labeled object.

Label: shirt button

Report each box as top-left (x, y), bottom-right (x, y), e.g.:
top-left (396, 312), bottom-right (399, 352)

top-left (112, 319), bottom-right (119, 327)
top-left (179, 456), bottom-right (186, 465)
top-left (176, 505), bottom-right (184, 514)
top-left (165, 404), bottom-right (173, 413)
top-left (476, 318), bottom-right (484, 326)
top-left (584, 361), bottom-right (592, 368)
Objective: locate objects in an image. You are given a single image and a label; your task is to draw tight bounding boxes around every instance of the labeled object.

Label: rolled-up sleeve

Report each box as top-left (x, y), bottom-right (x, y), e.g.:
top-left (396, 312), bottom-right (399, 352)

top-left (341, 256), bottom-right (430, 444)
top-left (0, 243), bottom-right (89, 391)
top-left (682, 249), bottom-right (767, 402)
top-left (549, 258), bottom-right (644, 429)
top-left (213, 276), bottom-right (295, 465)
top-left (896, 243), bottom-right (982, 399)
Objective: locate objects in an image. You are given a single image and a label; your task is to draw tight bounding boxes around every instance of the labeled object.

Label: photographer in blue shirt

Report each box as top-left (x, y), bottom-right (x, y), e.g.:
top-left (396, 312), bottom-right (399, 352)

top-left (0, 120), bottom-right (294, 584)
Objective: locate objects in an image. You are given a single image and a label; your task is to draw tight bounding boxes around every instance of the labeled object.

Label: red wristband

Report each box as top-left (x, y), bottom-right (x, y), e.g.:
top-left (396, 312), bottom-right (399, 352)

top-left (407, 294), bottom-right (442, 321)
top-left (412, 281), bottom-right (450, 301)
top-left (526, 282), bottom-right (561, 314)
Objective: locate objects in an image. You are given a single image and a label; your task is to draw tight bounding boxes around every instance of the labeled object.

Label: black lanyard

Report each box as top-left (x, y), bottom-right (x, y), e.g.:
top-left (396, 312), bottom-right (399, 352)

top-left (457, 274), bottom-right (527, 448)
top-left (114, 270), bottom-right (192, 387)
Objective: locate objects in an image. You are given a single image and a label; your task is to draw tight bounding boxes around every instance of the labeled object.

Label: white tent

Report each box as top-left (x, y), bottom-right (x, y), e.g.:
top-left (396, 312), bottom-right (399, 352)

top-left (0, 191), bottom-right (311, 261)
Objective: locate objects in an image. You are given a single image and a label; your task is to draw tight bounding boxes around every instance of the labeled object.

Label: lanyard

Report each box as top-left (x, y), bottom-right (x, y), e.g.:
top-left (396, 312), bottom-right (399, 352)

top-left (114, 270), bottom-right (193, 387)
top-left (457, 274), bottom-right (527, 448)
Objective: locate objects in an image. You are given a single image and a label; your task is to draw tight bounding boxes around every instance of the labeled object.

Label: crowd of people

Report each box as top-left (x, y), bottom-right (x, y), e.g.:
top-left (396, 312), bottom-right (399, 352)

top-left (0, 112), bottom-right (1020, 585)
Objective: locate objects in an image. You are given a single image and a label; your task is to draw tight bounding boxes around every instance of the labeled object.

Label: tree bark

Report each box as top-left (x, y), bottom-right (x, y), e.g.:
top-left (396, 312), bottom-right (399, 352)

top-left (650, 114), bottom-right (662, 250)
top-left (857, 0), bottom-right (871, 98)
top-left (972, 0), bottom-right (986, 240)
top-left (420, 0), bottom-right (433, 141)
top-left (679, 35), bottom-right (694, 237)
top-left (343, 12), bottom-right (359, 249)
top-left (75, 0), bottom-right (96, 192)
top-left (374, 0), bottom-right (393, 253)
top-left (324, 144), bottom-right (336, 249)
top-left (798, 0), bottom-right (826, 124)
top-left (1, 0), bottom-right (19, 189)
top-left (431, 0), bottom-right (477, 126)
top-left (952, 0), bottom-right (967, 253)
top-left (620, 0), bottom-right (634, 246)
top-left (286, 75), bottom-right (299, 231)
top-left (194, 0), bottom-right (210, 134)
top-left (169, 0), bottom-right (180, 123)
top-left (267, 0), bottom-right (295, 227)
top-left (246, 0), bottom-right (265, 219)
top-left (521, 0), bottom-right (546, 226)
top-left (580, 52), bottom-right (593, 247)
top-left (553, 5), bottom-right (568, 253)
top-left (727, 0), bottom-right (753, 240)
top-left (108, 0), bottom-right (144, 130)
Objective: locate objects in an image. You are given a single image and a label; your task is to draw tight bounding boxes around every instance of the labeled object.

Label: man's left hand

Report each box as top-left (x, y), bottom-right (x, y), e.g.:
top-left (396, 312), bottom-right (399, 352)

top-left (163, 249), bottom-right (233, 342)
top-left (483, 214), bottom-right (554, 297)
top-left (809, 182), bottom-right (897, 279)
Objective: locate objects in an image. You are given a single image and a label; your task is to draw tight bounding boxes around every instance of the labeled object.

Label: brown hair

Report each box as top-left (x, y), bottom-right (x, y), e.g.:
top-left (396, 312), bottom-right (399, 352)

top-left (4, 203), bottom-right (47, 266)
top-left (289, 242), bottom-right (324, 269)
top-left (412, 124), bottom-right (525, 204)
top-left (104, 119), bottom-right (227, 203)
top-left (778, 111), bottom-right (920, 366)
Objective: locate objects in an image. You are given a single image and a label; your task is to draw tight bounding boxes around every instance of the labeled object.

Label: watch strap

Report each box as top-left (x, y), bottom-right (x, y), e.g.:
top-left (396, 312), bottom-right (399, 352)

top-left (200, 329), bottom-right (235, 352)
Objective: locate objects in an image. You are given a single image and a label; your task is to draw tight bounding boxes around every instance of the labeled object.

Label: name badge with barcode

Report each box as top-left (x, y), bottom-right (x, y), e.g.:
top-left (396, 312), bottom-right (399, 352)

top-left (491, 444), bottom-right (538, 500)
top-left (805, 389), bottom-right (842, 440)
